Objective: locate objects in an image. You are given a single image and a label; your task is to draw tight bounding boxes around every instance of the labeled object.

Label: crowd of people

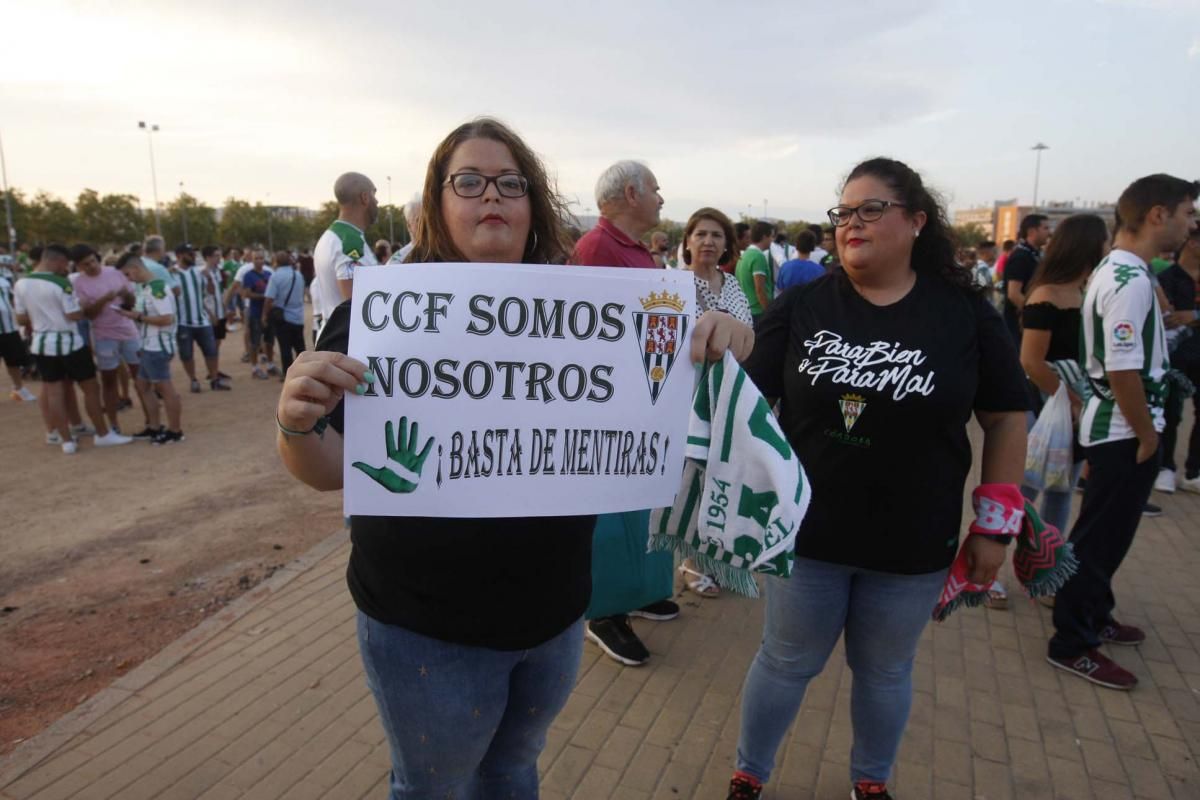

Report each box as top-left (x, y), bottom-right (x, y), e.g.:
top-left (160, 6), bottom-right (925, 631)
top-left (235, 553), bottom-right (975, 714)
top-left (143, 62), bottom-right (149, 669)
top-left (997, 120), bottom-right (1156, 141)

top-left (5, 115), bottom-right (1197, 800)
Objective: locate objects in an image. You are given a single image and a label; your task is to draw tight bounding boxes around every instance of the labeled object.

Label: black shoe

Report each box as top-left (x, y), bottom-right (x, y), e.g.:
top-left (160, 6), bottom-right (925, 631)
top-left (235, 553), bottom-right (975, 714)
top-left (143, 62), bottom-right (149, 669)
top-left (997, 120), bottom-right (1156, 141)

top-left (132, 426), bottom-right (161, 440)
top-left (1143, 502), bottom-right (1163, 518)
top-left (116, 398), bottom-right (133, 411)
top-left (585, 616), bottom-right (649, 666)
top-left (629, 599), bottom-right (680, 621)
top-left (152, 429), bottom-right (185, 446)
top-left (727, 774), bottom-right (763, 800)
top-left (1076, 477), bottom-right (1088, 493)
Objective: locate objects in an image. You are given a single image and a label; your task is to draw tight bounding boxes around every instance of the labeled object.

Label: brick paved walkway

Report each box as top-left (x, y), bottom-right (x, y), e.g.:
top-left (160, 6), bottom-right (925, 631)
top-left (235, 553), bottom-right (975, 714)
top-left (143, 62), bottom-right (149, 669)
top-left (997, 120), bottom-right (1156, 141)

top-left (3, 449), bottom-right (1200, 798)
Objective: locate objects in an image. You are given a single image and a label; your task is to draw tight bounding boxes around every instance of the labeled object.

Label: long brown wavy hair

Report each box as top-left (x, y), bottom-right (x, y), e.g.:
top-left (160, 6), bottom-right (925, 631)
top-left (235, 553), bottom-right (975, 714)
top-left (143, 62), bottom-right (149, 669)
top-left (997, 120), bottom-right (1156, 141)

top-left (407, 117), bottom-right (574, 265)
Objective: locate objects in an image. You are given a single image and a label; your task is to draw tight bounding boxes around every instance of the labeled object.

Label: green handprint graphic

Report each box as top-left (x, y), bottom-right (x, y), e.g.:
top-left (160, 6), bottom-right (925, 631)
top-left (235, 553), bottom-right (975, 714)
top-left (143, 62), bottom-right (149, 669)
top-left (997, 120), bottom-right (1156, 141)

top-left (352, 416), bottom-right (435, 494)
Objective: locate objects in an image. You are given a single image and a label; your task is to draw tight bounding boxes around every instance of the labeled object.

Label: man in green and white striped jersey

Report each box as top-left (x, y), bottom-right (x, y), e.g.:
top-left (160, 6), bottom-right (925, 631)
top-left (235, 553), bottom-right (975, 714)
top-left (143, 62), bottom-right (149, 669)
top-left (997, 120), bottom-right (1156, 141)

top-left (13, 245), bottom-right (132, 453)
top-left (1048, 174), bottom-right (1199, 691)
top-left (0, 268), bottom-right (37, 402)
top-left (116, 253), bottom-right (185, 445)
top-left (172, 244), bottom-right (227, 393)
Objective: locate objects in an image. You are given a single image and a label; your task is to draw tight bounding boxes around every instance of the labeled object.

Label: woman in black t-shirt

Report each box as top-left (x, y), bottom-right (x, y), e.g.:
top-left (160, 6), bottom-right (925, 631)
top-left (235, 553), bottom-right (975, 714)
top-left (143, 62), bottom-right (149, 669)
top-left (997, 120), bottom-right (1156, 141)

top-left (275, 119), bottom-right (753, 800)
top-left (727, 159), bottom-right (1028, 800)
top-left (1018, 214), bottom-right (1109, 536)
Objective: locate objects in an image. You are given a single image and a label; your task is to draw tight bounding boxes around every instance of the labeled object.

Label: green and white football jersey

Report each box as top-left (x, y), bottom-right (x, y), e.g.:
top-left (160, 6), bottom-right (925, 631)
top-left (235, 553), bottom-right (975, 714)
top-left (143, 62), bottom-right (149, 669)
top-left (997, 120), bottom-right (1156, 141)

top-left (137, 280), bottom-right (178, 354)
top-left (12, 272), bottom-right (85, 355)
top-left (1078, 249), bottom-right (1169, 446)
top-left (174, 266), bottom-right (211, 328)
top-left (313, 220), bottom-right (376, 335)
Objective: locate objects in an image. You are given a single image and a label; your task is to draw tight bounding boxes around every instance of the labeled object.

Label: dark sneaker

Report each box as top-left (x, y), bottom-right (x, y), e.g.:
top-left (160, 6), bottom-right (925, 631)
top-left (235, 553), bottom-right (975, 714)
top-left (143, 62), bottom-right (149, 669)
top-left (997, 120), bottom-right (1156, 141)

top-left (586, 616), bottom-right (649, 666)
top-left (1143, 502), bottom-right (1163, 518)
top-left (210, 378), bottom-right (232, 391)
top-left (853, 780), bottom-right (894, 799)
top-left (132, 426), bottom-right (162, 440)
top-left (727, 773), bottom-right (763, 800)
top-left (152, 429), bottom-right (186, 446)
top-left (1047, 649), bottom-right (1137, 690)
top-left (629, 599), bottom-right (680, 621)
top-left (1100, 622), bottom-right (1145, 646)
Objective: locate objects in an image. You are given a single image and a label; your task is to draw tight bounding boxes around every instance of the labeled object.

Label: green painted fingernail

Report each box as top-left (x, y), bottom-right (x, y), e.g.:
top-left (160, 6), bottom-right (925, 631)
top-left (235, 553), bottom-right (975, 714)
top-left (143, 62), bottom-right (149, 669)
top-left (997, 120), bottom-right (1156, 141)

top-left (363, 371), bottom-right (376, 383)
top-left (355, 383), bottom-right (367, 395)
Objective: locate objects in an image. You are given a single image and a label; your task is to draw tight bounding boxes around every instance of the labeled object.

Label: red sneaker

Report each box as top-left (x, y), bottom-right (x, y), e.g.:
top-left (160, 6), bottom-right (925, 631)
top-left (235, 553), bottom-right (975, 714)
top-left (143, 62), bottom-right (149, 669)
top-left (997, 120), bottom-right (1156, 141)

top-left (727, 771), bottom-right (763, 800)
top-left (1099, 621), bottom-right (1145, 646)
top-left (1047, 649), bottom-right (1138, 690)
top-left (853, 780), bottom-right (894, 799)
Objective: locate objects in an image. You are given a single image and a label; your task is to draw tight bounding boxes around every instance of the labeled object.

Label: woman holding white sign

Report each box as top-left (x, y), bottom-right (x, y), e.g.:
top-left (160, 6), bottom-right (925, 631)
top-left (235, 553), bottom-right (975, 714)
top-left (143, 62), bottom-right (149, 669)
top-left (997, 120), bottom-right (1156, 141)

top-left (275, 117), bottom-right (751, 800)
top-left (726, 158), bottom-right (1029, 800)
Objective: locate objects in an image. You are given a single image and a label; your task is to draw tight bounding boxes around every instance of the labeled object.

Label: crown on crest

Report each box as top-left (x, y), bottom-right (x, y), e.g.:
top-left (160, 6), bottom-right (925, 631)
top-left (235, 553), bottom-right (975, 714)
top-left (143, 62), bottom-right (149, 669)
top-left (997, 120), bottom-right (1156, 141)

top-left (639, 291), bottom-right (685, 312)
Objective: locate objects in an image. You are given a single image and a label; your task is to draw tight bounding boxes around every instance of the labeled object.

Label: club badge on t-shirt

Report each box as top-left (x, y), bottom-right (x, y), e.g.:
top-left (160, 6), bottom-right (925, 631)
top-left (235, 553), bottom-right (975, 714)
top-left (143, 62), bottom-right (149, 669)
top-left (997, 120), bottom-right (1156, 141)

top-left (838, 393), bottom-right (867, 432)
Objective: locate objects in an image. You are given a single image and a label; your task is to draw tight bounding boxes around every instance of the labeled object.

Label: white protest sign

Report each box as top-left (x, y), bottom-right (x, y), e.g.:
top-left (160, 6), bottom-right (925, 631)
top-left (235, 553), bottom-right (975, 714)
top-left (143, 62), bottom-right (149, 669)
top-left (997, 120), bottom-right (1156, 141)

top-left (343, 263), bottom-right (696, 517)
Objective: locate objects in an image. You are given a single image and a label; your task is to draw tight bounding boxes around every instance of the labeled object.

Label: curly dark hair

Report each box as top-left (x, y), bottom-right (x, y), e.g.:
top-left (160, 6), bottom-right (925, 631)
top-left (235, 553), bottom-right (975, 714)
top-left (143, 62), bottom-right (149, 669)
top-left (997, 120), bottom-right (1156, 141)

top-left (843, 158), bottom-right (979, 293)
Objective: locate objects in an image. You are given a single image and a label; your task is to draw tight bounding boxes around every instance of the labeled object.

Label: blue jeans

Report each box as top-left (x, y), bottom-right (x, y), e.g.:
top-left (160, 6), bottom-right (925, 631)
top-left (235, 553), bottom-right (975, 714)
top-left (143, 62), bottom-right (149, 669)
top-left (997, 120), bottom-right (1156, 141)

top-left (356, 612), bottom-right (583, 799)
top-left (737, 558), bottom-right (946, 784)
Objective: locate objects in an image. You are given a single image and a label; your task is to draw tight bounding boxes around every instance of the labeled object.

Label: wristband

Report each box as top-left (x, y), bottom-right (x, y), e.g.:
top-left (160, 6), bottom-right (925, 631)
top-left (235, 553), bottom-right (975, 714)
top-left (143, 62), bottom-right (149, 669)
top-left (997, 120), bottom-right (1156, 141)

top-left (276, 413), bottom-right (328, 439)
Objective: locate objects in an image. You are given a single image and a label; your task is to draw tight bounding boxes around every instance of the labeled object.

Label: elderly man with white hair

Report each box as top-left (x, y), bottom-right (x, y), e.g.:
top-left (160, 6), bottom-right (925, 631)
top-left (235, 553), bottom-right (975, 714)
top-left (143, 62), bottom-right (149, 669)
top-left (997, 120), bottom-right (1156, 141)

top-left (571, 160), bottom-right (663, 269)
top-left (388, 195), bottom-right (422, 264)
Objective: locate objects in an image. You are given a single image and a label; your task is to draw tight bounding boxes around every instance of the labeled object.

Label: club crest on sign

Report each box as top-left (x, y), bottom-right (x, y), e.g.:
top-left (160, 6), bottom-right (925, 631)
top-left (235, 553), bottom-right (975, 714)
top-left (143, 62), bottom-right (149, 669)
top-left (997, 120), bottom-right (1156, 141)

top-left (632, 291), bottom-right (688, 405)
top-left (838, 393), bottom-right (867, 432)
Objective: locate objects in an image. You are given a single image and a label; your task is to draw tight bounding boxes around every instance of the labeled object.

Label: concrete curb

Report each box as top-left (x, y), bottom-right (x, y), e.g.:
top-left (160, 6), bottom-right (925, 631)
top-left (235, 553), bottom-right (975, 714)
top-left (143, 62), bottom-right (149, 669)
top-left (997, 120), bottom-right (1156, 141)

top-left (0, 528), bottom-right (350, 786)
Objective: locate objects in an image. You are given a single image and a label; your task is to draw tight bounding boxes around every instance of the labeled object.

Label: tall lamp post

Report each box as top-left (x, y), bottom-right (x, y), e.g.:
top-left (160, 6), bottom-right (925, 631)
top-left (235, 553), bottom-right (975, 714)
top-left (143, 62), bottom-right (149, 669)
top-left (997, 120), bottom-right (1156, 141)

top-left (387, 175), bottom-right (395, 244)
top-left (1031, 142), bottom-right (1049, 212)
top-left (0, 131), bottom-right (15, 256)
top-left (138, 121), bottom-right (161, 234)
top-left (265, 193), bottom-right (274, 253)
top-left (179, 181), bottom-right (189, 243)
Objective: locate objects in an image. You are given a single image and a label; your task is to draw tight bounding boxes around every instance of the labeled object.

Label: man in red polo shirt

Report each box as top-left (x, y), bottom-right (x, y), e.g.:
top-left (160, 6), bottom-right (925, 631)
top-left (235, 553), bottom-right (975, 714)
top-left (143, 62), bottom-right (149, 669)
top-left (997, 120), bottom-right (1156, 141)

top-left (572, 160), bottom-right (663, 270)
top-left (571, 160), bottom-right (677, 669)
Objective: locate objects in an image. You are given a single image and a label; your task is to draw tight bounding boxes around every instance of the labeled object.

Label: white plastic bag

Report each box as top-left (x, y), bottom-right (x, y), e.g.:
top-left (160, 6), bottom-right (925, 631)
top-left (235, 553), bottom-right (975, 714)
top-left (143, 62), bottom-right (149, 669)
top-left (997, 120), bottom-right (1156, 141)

top-left (1024, 382), bottom-right (1074, 492)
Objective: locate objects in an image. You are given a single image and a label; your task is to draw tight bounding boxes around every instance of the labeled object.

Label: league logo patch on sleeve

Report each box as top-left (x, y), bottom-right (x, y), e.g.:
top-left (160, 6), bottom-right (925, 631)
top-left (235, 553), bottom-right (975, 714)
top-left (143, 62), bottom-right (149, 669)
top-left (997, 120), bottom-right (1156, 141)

top-left (1111, 320), bottom-right (1137, 352)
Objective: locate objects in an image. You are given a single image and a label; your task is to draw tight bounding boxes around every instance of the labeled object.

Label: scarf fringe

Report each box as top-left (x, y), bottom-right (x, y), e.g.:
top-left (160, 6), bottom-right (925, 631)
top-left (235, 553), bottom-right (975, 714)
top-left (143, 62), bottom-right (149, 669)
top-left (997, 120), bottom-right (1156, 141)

top-left (1019, 541), bottom-right (1079, 597)
top-left (933, 590), bottom-right (989, 622)
top-left (648, 534), bottom-right (761, 598)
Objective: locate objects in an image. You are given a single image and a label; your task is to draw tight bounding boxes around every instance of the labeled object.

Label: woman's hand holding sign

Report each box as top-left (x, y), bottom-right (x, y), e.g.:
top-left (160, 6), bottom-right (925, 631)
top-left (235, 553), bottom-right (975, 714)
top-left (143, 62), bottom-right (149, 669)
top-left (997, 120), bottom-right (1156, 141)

top-left (690, 311), bottom-right (754, 364)
top-left (277, 351), bottom-right (369, 433)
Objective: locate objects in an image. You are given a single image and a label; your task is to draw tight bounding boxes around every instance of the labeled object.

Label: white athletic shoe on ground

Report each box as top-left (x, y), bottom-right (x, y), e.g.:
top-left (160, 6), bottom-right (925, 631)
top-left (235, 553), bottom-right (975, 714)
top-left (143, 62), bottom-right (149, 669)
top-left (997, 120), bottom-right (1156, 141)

top-left (1180, 474), bottom-right (1200, 495)
top-left (1155, 468), bottom-right (1177, 494)
top-left (46, 431), bottom-right (64, 445)
top-left (62, 440), bottom-right (78, 455)
top-left (11, 387), bottom-right (36, 402)
top-left (69, 423), bottom-right (95, 437)
top-left (94, 430), bottom-right (133, 447)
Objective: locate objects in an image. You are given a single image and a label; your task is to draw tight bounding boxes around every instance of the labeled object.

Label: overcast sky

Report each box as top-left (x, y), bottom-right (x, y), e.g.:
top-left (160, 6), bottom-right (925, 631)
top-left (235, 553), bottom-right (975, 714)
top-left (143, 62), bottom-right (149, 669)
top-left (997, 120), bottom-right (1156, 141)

top-left (3, 0), bottom-right (1197, 223)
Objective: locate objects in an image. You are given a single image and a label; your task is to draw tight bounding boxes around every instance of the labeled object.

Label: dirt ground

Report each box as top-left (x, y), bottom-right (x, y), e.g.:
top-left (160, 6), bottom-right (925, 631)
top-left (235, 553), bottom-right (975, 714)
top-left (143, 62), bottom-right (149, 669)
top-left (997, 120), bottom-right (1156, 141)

top-left (0, 320), bottom-right (343, 754)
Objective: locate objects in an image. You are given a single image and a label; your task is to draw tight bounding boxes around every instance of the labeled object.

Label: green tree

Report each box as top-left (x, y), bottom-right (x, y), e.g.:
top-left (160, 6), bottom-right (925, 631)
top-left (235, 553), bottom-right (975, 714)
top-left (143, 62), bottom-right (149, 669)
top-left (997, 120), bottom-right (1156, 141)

top-left (75, 189), bottom-right (145, 248)
top-left (162, 193), bottom-right (218, 246)
top-left (218, 199), bottom-right (270, 249)
top-left (25, 192), bottom-right (78, 244)
top-left (951, 222), bottom-right (988, 248)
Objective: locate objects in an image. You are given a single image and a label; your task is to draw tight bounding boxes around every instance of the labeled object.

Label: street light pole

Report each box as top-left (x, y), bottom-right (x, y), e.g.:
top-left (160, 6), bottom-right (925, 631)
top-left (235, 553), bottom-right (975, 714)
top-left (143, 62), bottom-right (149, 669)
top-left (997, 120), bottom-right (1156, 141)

top-left (1031, 143), bottom-right (1049, 211)
top-left (138, 121), bottom-right (161, 234)
top-left (179, 181), bottom-right (188, 243)
top-left (265, 193), bottom-right (274, 253)
top-left (0, 131), bottom-right (16, 256)
top-left (387, 175), bottom-right (394, 244)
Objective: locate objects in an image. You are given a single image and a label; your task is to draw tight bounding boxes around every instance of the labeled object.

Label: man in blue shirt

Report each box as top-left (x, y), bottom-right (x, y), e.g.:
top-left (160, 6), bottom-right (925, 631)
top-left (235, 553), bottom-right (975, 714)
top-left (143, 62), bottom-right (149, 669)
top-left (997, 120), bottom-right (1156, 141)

top-left (262, 251), bottom-right (306, 376)
top-left (776, 230), bottom-right (826, 292)
top-left (240, 249), bottom-right (274, 379)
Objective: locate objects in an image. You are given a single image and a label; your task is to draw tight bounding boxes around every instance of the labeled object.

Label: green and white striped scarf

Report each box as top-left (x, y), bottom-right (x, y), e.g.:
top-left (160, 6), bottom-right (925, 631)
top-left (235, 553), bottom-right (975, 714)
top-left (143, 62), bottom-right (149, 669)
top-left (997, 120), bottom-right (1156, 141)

top-left (648, 351), bottom-right (810, 597)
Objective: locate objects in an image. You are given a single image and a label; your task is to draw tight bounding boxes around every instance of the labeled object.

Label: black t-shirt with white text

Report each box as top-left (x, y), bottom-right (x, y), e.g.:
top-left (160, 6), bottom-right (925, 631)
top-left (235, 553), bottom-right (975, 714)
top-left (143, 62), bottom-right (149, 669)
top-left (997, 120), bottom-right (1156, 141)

top-left (744, 271), bottom-right (1029, 574)
top-left (318, 301), bottom-right (595, 651)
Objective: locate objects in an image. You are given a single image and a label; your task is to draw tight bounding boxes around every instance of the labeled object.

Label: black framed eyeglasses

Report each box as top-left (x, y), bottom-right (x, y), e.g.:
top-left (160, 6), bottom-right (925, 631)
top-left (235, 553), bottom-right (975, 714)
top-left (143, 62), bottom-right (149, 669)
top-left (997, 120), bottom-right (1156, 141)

top-left (443, 172), bottom-right (530, 199)
top-left (827, 199), bottom-right (908, 227)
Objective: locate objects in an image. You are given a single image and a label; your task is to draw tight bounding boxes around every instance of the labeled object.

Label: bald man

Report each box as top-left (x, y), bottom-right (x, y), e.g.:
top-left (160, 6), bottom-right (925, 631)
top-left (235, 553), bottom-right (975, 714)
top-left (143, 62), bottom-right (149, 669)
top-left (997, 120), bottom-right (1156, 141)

top-left (312, 172), bottom-right (380, 338)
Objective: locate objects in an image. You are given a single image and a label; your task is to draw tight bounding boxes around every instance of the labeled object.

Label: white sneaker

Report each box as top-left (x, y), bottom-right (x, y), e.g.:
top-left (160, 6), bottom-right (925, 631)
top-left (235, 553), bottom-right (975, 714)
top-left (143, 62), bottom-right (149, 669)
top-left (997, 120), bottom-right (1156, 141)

top-left (13, 387), bottom-right (36, 402)
top-left (1180, 474), bottom-right (1200, 495)
top-left (46, 431), bottom-right (64, 445)
top-left (1155, 468), bottom-right (1177, 494)
top-left (69, 424), bottom-right (95, 437)
top-left (94, 430), bottom-right (133, 447)
top-left (62, 440), bottom-right (77, 455)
